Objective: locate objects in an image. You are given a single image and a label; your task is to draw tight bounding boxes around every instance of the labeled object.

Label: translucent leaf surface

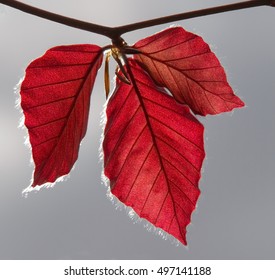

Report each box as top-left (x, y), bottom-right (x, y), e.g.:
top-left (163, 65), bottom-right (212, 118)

top-left (103, 60), bottom-right (205, 244)
top-left (20, 44), bottom-right (103, 186)
top-left (133, 27), bottom-right (245, 116)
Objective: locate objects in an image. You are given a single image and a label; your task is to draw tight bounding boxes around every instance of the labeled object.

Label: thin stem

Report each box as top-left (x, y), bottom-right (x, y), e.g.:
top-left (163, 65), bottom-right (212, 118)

top-left (0, 0), bottom-right (114, 38)
top-left (0, 0), bottom-right (274, 39)
top-left (117, 0), bottom-right (273, 35)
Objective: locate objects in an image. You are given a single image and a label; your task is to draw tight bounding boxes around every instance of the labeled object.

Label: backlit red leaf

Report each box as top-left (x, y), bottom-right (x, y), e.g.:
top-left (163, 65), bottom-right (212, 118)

top-left (133, 27), bottom-right (245, 116)
top-left (20, 44), bottom-right (103, 187)
top-left (103, 60), bottom-right (205, 244)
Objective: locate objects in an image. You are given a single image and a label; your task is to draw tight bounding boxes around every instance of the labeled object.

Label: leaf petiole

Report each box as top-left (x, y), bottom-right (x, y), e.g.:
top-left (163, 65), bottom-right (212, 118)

top-left (104, 52), bottom-right (111, 98)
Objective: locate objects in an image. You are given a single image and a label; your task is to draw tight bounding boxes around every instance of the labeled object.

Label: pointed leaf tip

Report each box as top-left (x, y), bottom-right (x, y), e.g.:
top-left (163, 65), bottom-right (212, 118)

top-left (133, 26), bottom-right (245, 116)
top-left (103, 59), bottom-right (205, 245)
top-left (20, 44), bottom-right (103, 187)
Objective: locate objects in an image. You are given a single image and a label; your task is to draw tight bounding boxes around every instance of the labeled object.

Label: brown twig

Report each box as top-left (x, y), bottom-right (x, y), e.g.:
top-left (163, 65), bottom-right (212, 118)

top-left (0, 0), bottom-right (274, 41)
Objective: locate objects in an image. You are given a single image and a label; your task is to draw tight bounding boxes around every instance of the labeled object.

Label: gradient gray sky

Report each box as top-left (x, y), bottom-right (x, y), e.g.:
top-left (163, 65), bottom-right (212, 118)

top-left (0, 0), bottom-right (274, 259)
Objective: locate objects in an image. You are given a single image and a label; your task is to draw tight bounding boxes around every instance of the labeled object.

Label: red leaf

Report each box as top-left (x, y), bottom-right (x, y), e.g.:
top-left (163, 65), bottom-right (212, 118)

top-left (133, 27), bottom-right (245, 116)
top-left (20, 44), bottom-right (103, 187)
top-left (103, 60), bottom-right (205, 245)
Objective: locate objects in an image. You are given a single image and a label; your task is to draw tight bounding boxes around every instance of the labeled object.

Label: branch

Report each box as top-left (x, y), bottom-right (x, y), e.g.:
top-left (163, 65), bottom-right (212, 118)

top-left (0, 0), bottom-right (274, 40)
top-left (117, 0), bottom-right (275, 35)
top-left (0, 0), bottom-right (114, 38)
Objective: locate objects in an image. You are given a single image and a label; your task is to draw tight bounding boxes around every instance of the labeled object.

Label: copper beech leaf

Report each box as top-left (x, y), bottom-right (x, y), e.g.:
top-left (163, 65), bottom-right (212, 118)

top-left (133, 26), bottom-right (245, 116)
top-left (20, 44), bottom-right (103, 186)
top-left (18, 26), bottom-right (245, 245)
top-left (103, 60), bottom-right (205, 244)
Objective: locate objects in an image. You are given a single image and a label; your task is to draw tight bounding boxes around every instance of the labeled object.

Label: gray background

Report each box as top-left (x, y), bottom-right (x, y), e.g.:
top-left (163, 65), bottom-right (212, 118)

top-left (0, 0), bottom-right (274, 259)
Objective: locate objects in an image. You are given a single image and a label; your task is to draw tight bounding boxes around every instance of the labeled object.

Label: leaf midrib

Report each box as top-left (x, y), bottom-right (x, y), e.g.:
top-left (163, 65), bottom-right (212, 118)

top-left (126, 62), bottom-right (187, 242)
top-left (33, 49), bottom-right (103, 185)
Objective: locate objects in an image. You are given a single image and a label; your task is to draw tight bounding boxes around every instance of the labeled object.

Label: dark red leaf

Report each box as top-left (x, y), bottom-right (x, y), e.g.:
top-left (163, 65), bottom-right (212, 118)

top-left (103, 60), bottom-right (205, 245)
top-left (20, 44), bottom-right (103, 187)
top-left (133, 27), bottom-right (245, 116)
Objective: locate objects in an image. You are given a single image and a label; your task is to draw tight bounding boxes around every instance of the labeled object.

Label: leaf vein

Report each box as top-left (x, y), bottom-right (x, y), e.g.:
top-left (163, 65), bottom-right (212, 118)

top-left (167, 178), bottom-right (196, 207)
top-left (110, 125), bottom-right (147, 189)
top-left (140, 168), bottom-right (162, 216)
top-left (28, 116), bottom-right (67, 130)
top-left (149, 115), bottom-right (203, 152)
top-left (21, 77), bottom-right (84, 91)
top-left (104, 105), bottom-right (141, 169)
top-left (125, 145), bottom-right (154, 201)
top-left (162, 157), bottom-right (196, 189)
top-left (29, 62), bottom-right (92, 69)
top-left (155, 135), bottom-right (200, 173)
top-left (25, 95), bottom-right (75, 110)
